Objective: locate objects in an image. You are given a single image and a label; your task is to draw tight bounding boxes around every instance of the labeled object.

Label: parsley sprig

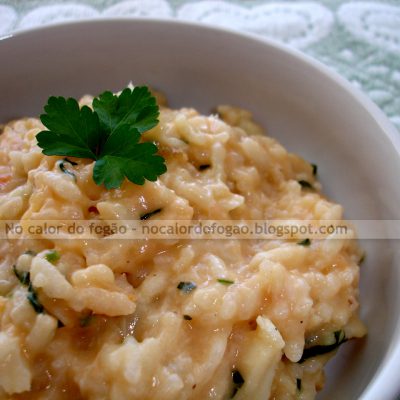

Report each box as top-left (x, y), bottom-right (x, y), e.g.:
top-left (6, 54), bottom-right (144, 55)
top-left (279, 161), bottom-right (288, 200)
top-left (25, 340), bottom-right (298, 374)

top-left (36, 86), bottom-right (167, 189)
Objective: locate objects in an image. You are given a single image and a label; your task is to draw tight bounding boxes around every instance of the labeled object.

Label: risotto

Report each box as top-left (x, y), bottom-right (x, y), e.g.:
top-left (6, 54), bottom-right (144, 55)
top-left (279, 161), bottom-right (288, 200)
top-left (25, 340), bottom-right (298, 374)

top-left (0, 91), bottom-right (366, 399)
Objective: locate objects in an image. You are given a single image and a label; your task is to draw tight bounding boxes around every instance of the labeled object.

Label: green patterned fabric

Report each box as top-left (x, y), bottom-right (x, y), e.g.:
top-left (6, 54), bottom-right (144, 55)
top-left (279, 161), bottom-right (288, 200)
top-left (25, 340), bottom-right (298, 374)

top-left (1, 0), bottom-right (399, 130)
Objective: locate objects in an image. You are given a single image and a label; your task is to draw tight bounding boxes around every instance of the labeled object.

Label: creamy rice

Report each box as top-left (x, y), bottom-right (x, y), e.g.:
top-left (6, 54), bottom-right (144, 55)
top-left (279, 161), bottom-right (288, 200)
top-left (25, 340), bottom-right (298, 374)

top-left (0, 94), bottom-right (366, 399)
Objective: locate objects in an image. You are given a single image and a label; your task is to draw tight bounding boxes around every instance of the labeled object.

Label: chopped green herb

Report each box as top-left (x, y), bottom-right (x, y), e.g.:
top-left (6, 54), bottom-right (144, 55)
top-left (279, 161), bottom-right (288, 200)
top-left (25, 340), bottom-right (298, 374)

top-left (140, 208), bottom-right (162, 220)
top-left (311, 163), bottom-right (318, 176)
top-left (297, 238), bottom-right (311, 246)
top-left (13, 265), bottom-right (30, 286)
top-left (79, 312), bottom-right (93, 327)
top-left (198, 164), bottom-right (211, 171)
top-left (177, 281), bottom-right (197, 293)
top-left (57, 319), bottom-right (65, 328)
top-left (13, 265), bottom-right (44, 314)
top-left (217, 278), bottom-right (235, 285)
top-left (36, 86), bottom-right (166, 190)
top-left (183, 315), bottom-right (193, 320)
top-left (298, 180), bottom-right (314, 190)
top-left (231, 369), bottom-right (245, 398)
top-left (64, 157), bottom-right (77, 165)
top-left (45, 250), bottom-right (60, 264)
top-left (298, 330), bottom-right (347, 363)
top-left (334, 330), bottom-right (346, 343)
top-left (296, 378), bottom-right (302, 391)
top-left (232, 369), bottom-right (245, 386)
top-left (57, 158), bottom-right (77, 181)
top-left (27, 283), bottom-right (44, 314)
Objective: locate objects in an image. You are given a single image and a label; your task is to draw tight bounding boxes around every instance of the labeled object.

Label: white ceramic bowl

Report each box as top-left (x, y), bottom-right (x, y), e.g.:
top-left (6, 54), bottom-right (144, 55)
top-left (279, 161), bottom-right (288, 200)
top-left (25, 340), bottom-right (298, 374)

top-left (1, 19), bottom-right (400, 400)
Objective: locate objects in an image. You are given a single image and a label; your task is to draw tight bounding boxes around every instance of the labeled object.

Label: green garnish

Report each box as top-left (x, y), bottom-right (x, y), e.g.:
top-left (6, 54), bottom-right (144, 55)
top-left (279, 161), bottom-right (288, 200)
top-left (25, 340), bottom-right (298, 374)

top-left (63, 157), bottom-right (77, 166)
top-left (140, 208), bottom-right (162, 220)
top-left (311, 163), bottom-right (318, 176)
top-left (298, 330), bottom-right (347, 363)
top-left (298, 180), bottom-right (314, 190)
top-left (177, 281), bottom-right (197, 293)
top-left (217, 278), bottom-right (235, 285)
top-left (297, 238), bottom-right (311, 246)
top-left (183, 315), bottom-right (193, 320)
top-left (57, 158), bottom-right (77, 181)
top-left (27, 283), bottom-right (44, 314)
top-left (231, 369), bottom-right (245, 398)
top-left (13, 265), bottom-right (44, 314)
top-left (45, 250), bottom-right (60, 264)
top-left (296, 378), bottom-right (302, 391)
top-left (13, 265), bottom-right (30, 286)
top-left (36, 86), bottom-right (166, 190)
top-left (57, 319), bottom-right (65, 328)
top-left (79, 311), bottom-right (93, 327)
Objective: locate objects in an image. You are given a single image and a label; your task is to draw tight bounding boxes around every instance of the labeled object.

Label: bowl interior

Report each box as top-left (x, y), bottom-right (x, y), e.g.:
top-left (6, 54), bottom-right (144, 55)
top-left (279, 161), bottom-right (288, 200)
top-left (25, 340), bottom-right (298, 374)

top-left (1, 19), bottom-right (400, 400)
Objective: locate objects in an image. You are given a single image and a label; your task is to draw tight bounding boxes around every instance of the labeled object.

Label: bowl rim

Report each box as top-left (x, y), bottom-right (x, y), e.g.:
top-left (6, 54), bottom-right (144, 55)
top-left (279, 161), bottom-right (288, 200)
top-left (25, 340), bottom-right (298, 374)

top-left (1, 17), bottom-right (400, 400)
top-left (2, 16), bottom-right (399, 147)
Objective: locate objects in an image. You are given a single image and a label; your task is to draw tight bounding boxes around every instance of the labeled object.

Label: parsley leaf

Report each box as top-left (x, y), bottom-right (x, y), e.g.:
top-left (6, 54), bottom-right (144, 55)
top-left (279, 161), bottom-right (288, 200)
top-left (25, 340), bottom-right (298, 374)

top-left (93, 87), bottom-right (159, 134)
top-left (13, 265), bottom-right (30, 286)
top-left (37, 97), bottom-right (101, 159)
top-left (298, 330), bottom-right (347, 363)
top-left (79, 311), bottom-right (94, 327)
top-left (140, 208), bottom-right (162, 220)
top-left (177, 281), bottom-right (197, 293)
top-left (311, 163), bottom-right (318, 176)
top-left (297, 238), bottom-right (311, 246)
top-left (45, 250), bottom-right (60, 264)
top-left (27, 283), bottom-right (44, 314)
top-left (93, 125), bottom-right (165, 189)
top-left (298, 180), bottom-right (314, 190)
top-left (13, 265), bottom-right (44, 314)
top-left (57, 158), bottom-right (77, 181)
top-left (217, 278), bottom-right (235, 285)
top-left (231, 369), bottom-right (245, 398)
top-left (37, 86), bottom-right (166, 190)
